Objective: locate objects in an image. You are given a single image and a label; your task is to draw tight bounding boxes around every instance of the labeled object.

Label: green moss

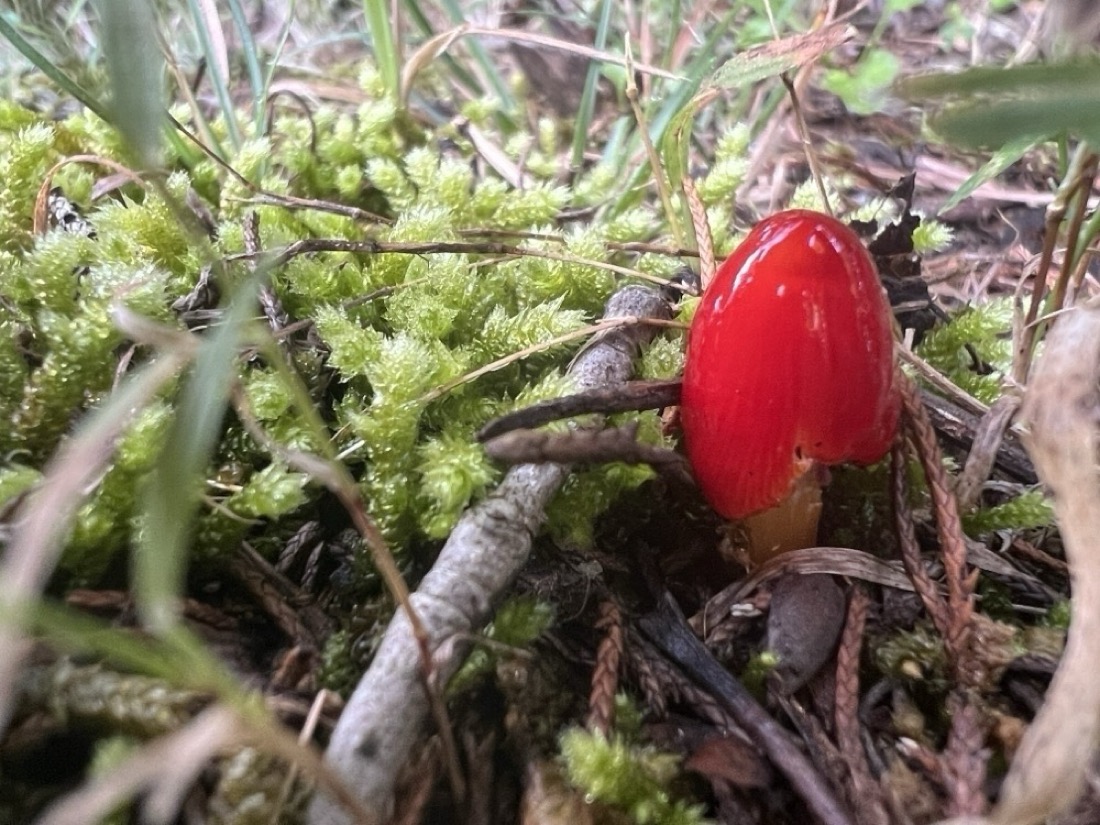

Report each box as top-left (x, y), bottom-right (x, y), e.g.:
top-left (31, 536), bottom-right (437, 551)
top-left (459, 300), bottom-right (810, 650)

top-left (208, 747), bottom-right (305, 825)
top-left (1041, 598), bottom-right (1071, 631)
top-left (963, 489), bottom-right (1054, 534)
top-left (0, 94), bottom-right (672, 591)
top-left (416, 431), bottom-right (497, 538)
top-left (228, 463), bottom-right (309, 520)
top-left (12, 307), bottom-right (121, 461)
top-left (559, 729), bottom-right (709, 825)
top-left (64, 402), bottom-right (172, 583)
top-left (318, 629), bottom-right (359, 696)
top-left (448, 596), bottom-right (556, 695)
top-left (874, 624), bottom-right (949, 693)
top-left (916, 298), bottom-right (1012, 404)
top-left (0, 122), bottom-right (57, 252)
top-left (0, 464), bottom-right (41, 506)
top-left (546, 456), bottom-right (656, 549)
top-left (697, 128), bottom-right (749, 205)
top-left (638, 334), bottom-right (685, 380)
top-left (912, 218), bottom-right (955, 254)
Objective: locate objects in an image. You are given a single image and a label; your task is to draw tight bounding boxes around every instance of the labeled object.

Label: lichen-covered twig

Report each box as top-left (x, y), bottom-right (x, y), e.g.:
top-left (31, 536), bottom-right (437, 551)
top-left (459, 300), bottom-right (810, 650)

top-left (307, 285), bottom-right (671, 825)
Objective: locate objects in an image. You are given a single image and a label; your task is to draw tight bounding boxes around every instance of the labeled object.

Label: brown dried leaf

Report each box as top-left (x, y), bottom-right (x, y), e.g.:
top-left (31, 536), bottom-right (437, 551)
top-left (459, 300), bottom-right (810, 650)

top-left (685, 735), bottom-right (772, 789)
top-left (708, 23), bottom-right (855, 90)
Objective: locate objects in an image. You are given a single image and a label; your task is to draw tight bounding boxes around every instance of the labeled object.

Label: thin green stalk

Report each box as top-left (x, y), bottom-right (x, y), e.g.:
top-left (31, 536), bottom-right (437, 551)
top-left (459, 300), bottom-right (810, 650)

top-left (363, 0), bottom-right (400, 103)
top-left (608, 7), bottom-right (733, 216)
top-left (570, 0), bottom-right (614, 168)
top-left (184, 0), bottom-right (243, 150)
top-left (135, 271), bottom-right (259, 634)
top-left (402, 0), bottom-right (485, 98)
top-left (226, 0), bottom-right (266, 135)
top-left (437, 0), bottom-right (515, 109)
top-left (260, 0), bottom-right (297, 132)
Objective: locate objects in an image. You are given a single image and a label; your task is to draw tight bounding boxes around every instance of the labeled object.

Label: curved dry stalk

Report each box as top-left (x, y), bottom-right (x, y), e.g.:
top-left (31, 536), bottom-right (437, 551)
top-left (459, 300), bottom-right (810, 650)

top-left (586, 600), bottom-right (624, 736)
top-left (307, 285), bottom-right (671, 825)
top-left (681, 175), bottom-right (715, 289)
top-left (973, 300), bottom-right (1100, 825)
top-left (899, 374), bottom-right (974, 670)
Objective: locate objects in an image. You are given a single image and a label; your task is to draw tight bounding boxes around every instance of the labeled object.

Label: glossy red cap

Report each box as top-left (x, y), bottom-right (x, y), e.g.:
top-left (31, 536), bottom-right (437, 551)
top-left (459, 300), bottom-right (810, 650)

top-left (680, 209), bottom-right (900, 519)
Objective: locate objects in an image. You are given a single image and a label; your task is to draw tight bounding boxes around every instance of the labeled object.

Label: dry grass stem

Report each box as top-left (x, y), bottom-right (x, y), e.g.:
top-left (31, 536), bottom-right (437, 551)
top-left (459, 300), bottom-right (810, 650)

top-left (977, 300), bottom-right (1100, 824)
top-left (682, 175), bottom-right (716, 289)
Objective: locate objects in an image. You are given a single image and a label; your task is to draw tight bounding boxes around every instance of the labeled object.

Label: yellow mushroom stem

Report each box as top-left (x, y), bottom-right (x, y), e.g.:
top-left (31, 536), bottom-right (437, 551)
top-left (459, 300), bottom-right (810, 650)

top-left (741, 465), bottom-right (825, 565)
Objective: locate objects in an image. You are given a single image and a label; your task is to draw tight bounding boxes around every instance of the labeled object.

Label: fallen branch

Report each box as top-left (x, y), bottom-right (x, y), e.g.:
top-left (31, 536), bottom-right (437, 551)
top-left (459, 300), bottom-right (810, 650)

top-left (964, 299), bottom-right (1100, 825)
top-left (307, 284), bottom-right (672, 825)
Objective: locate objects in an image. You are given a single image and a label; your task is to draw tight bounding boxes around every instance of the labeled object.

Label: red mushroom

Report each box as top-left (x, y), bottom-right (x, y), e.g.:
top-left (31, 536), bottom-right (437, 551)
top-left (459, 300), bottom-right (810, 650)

top-left (680, 209), bottom-right (900, 561)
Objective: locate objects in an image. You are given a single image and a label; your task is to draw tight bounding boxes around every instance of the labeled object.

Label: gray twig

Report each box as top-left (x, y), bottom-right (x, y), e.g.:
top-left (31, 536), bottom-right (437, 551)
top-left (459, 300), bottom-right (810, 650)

top-left (969, 300), bottom-right (1100, 825)
top-left (307, 285), bottom-right (671, 825)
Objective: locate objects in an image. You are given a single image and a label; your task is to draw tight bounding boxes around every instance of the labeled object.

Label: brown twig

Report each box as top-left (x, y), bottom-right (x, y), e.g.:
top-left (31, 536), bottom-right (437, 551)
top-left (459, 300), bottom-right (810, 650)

top-left (228, 543), bottom-right (332, 648)
top-left (920, 388), bottom-right (1036, 486)
top-left (1048, 153), bottom-right (1098, 316)
top-left (1012, 145), bottom-right (1096, 385)
top-left (586, 601), bottom-right (624, 736)
top-left (228, 381), bottom-right (464, 809)
top-left (782, 72), bottom-right (833, 217)
top-left (954, 394), bottom-right (1025, 510)
top-left (483, 423), bottom-right (695, 489)
top-left (639, 593), bottom-right (855, 825)
top-left (241, 212), bottom-right (291, 337)
top-left (476, 379), bottom-right (681, 441)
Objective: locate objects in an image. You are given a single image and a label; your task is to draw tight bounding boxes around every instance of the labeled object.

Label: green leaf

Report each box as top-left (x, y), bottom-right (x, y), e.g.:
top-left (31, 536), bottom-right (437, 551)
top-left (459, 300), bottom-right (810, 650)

top-left (97, 0), bottom-right (165, 166)
top-left (707, 23), bottom-right (854, 90)
top-left (898, 60), bottom-right (1100, 147)
top-left (821, 48), bottom-right (899, 115)
top-left (135, 278), bottom-right (258, 633)
top-left (938, 134), bottom-right (1044, 213)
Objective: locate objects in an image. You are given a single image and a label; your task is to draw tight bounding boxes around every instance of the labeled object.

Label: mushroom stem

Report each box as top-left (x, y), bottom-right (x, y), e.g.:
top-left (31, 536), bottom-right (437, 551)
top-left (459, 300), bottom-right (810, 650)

top-left (742, 468), bottom-right (824, 564)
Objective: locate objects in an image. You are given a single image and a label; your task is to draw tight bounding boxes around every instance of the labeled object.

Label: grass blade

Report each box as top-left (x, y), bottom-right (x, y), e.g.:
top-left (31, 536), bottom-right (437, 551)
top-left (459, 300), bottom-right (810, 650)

top-left (570, 0), bottom-right (614, 168)
top-left (184, 0), bottom-right (242, 150)
top-left (0, 351), bottom-right (189, 732)
top-left (226, 0), bottom-right (267, 135)
top-left (0, 12), bottom-right (109, 122)
top-left (134, 274), bottom-right (259, 634)
top-left (363, 0), bottom-right (400, 103)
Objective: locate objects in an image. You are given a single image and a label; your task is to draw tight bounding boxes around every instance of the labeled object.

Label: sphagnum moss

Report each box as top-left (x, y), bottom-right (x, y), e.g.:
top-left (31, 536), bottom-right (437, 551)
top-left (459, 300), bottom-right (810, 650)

top-left (0, 88), bottom-right (680, 584)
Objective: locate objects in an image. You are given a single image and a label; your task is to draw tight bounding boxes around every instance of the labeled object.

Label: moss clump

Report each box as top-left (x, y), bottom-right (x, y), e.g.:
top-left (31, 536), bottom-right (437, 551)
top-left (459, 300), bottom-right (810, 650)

top-left (0, 88), bottom-right (693, 586)
top-left (559, 728), bottom-right (709, 825)
top-left (963, 489), bottom-right (1054, 534)
top-left (916, 298), bottom-right (1012, 404)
